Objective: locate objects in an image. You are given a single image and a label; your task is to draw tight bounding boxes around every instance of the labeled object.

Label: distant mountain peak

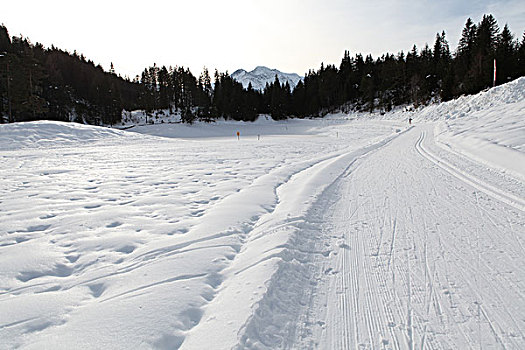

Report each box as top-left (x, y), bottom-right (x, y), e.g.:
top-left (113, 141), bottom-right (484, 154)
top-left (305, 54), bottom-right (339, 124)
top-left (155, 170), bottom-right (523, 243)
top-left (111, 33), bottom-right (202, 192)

top-left (231, 66), bottom-right (302, 91)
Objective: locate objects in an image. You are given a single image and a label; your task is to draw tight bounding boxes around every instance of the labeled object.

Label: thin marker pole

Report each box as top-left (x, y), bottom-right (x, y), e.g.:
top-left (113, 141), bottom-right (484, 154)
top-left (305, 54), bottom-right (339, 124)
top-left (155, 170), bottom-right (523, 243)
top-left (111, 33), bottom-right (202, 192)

top-left (493, 59), bottom-right (496, 87)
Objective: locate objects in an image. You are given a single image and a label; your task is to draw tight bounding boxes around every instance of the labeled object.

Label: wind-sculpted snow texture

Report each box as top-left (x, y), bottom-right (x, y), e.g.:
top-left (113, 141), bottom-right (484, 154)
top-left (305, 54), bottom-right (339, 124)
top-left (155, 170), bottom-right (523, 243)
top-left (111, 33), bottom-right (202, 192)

top-left (1, 78), bottom-right (525, 349)
top-left (0, 118), bottom-right (400, 349)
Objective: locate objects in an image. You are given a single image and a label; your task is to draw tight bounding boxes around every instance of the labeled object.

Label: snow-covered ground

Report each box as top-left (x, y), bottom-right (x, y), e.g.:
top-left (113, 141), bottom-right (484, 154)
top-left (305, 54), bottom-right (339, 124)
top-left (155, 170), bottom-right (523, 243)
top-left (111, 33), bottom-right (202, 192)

top-left (1, 78), bottom-right (524, 349)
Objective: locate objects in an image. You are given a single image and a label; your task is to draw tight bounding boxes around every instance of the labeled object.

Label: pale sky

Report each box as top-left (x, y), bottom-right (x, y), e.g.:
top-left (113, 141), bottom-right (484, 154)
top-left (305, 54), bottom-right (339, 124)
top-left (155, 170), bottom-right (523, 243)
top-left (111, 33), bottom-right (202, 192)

top-left (3, 0), bottom-right (525, 78)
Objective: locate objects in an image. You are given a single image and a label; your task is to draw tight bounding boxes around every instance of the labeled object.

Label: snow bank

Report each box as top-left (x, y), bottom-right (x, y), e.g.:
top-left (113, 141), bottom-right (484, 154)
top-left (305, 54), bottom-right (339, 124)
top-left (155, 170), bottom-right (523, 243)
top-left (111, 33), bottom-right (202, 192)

top-left (0, 120), bottom-right (138, 150)
top-left (412, 77), bottom-right (525, 122)
top-left (344, 77), bottom-right (525, 181)
top-left (422, 78), bottom-right (525, 180)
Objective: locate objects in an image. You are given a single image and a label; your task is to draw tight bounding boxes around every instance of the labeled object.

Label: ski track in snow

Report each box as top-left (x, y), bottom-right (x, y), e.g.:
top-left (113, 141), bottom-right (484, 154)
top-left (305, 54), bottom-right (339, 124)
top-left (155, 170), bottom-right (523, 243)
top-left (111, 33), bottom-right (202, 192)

top-left (246, 125), bottom-right (524, 349)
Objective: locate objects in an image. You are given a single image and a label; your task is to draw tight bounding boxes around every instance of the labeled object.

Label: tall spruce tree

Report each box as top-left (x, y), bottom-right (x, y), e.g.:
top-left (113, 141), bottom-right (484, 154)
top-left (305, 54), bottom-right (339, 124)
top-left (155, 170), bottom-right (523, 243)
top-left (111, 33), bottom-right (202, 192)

top-left (495, 24), bottom-right (516, 84)
top-left (471, 14), bottom-right (499, 89)
top-left (519, 32), bottom-right (525, 76)
top-left (456, 18), bottom-right (478, 94)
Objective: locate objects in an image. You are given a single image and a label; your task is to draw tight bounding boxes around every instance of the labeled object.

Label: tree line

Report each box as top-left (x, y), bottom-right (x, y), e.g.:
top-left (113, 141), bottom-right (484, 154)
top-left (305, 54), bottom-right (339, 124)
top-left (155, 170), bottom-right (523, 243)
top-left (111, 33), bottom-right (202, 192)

top-left (1, 14), bottom-right (524, 124)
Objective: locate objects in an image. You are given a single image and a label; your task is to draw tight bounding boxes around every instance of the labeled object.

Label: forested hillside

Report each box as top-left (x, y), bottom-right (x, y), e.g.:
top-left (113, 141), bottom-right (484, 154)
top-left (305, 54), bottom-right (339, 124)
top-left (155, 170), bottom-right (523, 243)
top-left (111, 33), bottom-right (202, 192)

top-left (0, 14), bottom-right (523, 124)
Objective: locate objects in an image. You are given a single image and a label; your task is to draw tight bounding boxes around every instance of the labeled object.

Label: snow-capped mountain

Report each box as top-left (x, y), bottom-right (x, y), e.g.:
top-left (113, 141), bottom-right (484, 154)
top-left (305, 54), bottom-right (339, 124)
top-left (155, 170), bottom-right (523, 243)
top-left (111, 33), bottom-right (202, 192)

top-left (231, 66), bottom-right (302, 91)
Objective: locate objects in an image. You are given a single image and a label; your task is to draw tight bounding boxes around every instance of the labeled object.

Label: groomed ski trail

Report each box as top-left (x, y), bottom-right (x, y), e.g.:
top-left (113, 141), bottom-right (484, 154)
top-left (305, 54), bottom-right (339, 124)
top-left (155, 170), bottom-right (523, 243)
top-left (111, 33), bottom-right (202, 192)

top-left (238, 124), bottom-right (525, 349)
top-left (318, 125), bottom-right (525, 349)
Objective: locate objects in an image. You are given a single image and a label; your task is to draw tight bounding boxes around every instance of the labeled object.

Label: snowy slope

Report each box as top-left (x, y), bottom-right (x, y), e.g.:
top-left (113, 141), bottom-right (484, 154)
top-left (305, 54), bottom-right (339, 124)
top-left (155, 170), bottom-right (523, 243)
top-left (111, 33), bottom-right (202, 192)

top-left (231, 66), bottom-right (302, 91)
top-left (0, 120), bottom-right (142, 150)
top-left (1, 78), bottom-right (524, 349)
top-left (380, 77), bottom-right (525, 181)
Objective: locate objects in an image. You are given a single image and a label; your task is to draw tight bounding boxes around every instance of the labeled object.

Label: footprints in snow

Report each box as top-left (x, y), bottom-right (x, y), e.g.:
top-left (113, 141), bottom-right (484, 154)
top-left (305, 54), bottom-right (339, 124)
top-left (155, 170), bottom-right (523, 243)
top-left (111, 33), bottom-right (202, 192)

top-left (323, 267), bottom-right (340, 276)
top-left (190, 209), bottom-right (205, 218)
top-left (115, 245), bottom-right (136, 254)
top-left (88, 283), bottom-right (106, 298)
top-left (84, 204), bottom-right (102, 209)
top-left (26, 224), bottom-right (51, 232)
top-left (106, 221), bottom-right (122, 228)
top-left (65, 254), bottom-right (80, 263)
top-left (39, 213), bottom-right (56, 220)
top-left (17, 263), bottom-right (74, 282)
top-left (0, 224), bottom-right (53, 247)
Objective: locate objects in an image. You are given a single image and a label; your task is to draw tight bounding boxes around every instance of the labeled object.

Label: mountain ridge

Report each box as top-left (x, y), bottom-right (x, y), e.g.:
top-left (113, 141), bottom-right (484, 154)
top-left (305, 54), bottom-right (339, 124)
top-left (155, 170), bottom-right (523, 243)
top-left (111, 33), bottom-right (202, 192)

top-left (231, 66), bottom-right (302, 91)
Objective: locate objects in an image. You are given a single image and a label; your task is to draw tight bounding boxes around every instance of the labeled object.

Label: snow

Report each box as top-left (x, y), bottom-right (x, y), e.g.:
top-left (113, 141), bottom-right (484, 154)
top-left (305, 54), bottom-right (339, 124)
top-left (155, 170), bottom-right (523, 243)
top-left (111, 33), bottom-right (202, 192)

top-left (0, 120), bottom-right (137, 150)
top-left (231, 66), bottom-right (303, 91)
top-left (387, 77), bottom-right (525, 180)
top-left (1, 77), bottom-right (524, 349)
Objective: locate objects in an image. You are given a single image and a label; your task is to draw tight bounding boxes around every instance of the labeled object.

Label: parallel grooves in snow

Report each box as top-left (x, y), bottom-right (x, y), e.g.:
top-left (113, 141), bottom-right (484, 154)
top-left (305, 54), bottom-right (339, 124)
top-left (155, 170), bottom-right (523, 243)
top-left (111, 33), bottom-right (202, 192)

top-left (415, 130), bottom-right (525, 212)
top-left (292, 126), bottom-right (525, 349)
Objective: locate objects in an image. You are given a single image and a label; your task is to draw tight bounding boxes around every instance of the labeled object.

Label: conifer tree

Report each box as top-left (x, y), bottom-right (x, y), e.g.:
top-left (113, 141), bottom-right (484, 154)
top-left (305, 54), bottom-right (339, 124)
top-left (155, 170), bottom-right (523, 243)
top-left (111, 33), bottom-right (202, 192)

top-left (270, 75), bottom-right (284, 120)
top-left (518, 32), bottom-right (525, 76)
top-left (455, 18), bottom-right (478, 94)
top-left (0, 26), bottom-right (10, 53)
top-left (471, 14), bottom-right (499, 89)
top-left (0, 26), bottom-right (11, 122)
top-left (495, 24), bottom-right (516, 84)
top-left (157, 65), bottom-right (169, 109)
top-left (458, 18), bottom-right (477, 56)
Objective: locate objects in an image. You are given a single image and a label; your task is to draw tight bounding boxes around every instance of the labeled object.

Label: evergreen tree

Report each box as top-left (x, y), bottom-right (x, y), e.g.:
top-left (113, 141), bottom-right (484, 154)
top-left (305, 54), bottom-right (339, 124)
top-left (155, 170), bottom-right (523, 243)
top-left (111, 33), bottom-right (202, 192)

top-left (456, 18), bottom-right (478, 94)
top-left (433, 33), bottom-right (443, 62)
top-left (148, 64), bottom-right (159, 111)
top-left (9, 36), bottom-right (47, 121)
top-left (458, 18), bottom-right (477, 56)
top-left (140, 69), bottom-right (154, 117)
top-left (200, 67), bottom-right (212, 98)
top-left (434, 32), bottom-right (451, 73)
top-left (495, 24), bottom-right (516, 84)
top-left (471, 14), bottom-right (500, 89)
top-left (0, 26), bottom-right (11, 122)
top-left (518, 32), bottom-right (525, 76)
top-left (270, 75), bottom-right (285, 120)
top-left (196, 67), bottom-right (212, 118)
top-left (360, 72), bottom-right (375, 112)
top-left (291, 80), bottom-right (306, 117)
top-left (157, 65), bottom-right (170, 109)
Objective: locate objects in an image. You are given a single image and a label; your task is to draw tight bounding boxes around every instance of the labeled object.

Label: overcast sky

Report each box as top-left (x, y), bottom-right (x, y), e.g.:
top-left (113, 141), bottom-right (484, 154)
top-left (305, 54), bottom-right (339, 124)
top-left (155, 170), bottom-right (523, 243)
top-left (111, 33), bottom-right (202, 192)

top-left (3, 0), bottom-right (524, 78)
